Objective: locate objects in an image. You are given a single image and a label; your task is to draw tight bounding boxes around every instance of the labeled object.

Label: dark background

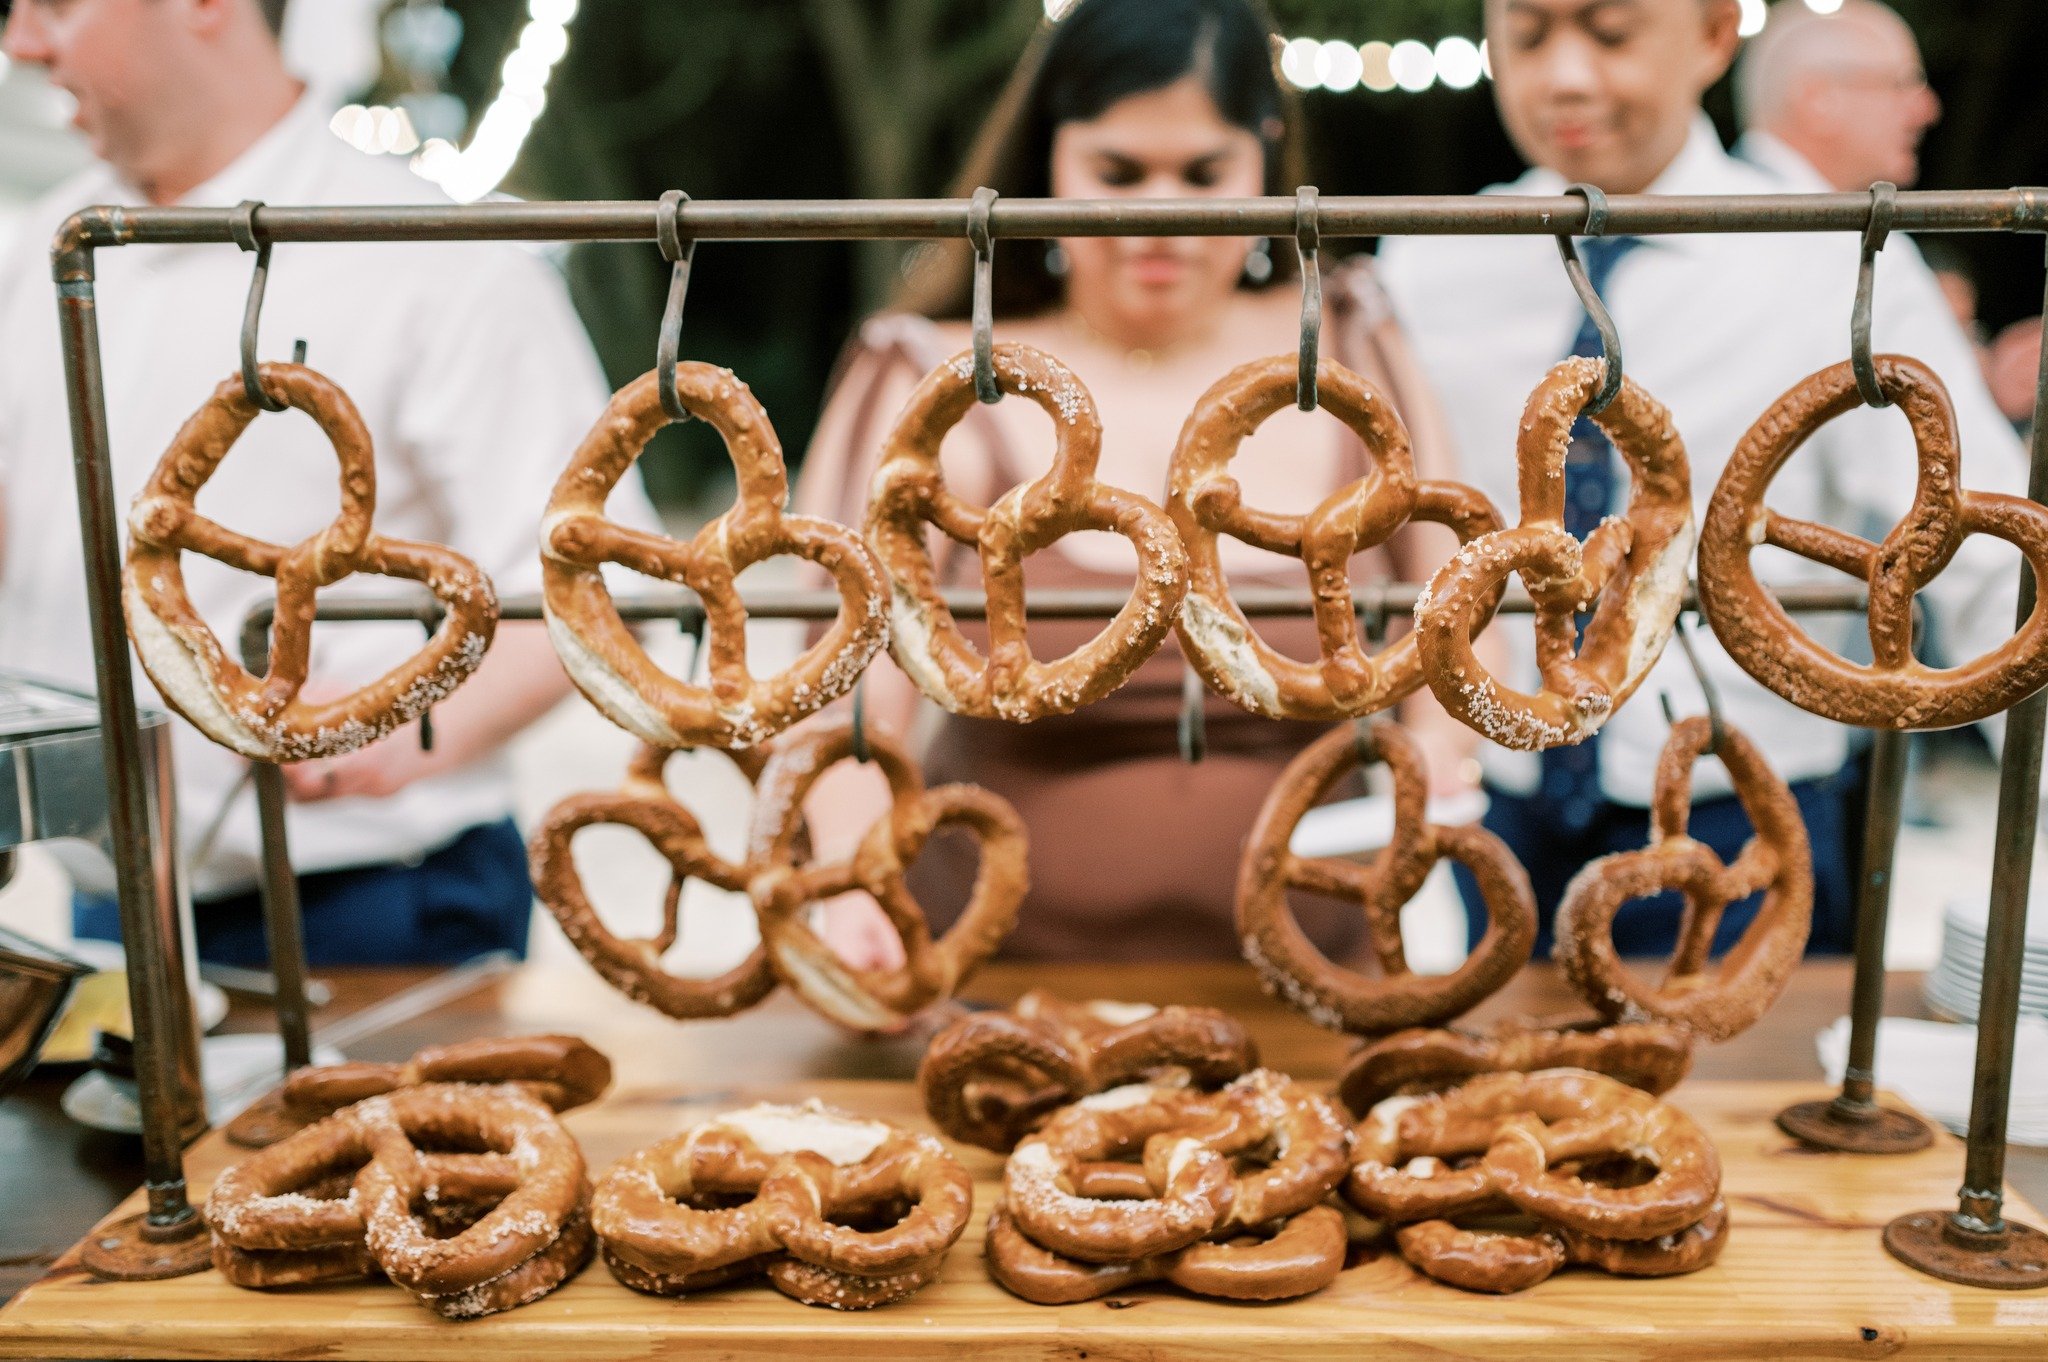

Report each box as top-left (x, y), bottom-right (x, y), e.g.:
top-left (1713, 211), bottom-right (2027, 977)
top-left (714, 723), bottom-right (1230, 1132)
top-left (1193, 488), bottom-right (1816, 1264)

top-left (425, 0), bottom-right (2048, 507)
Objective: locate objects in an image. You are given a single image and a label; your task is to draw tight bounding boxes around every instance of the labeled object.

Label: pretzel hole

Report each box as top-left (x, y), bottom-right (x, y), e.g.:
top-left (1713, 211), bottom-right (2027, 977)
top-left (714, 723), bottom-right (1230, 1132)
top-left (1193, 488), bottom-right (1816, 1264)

top-left (1558, 1153), bottom-right (1660, 1189)
top-left (729, 559), bottom-right (803, 681)
top-left (1601, 882), bottom-right (1770, 971)
top-left (825, 1195), bottom-right (916, 1232)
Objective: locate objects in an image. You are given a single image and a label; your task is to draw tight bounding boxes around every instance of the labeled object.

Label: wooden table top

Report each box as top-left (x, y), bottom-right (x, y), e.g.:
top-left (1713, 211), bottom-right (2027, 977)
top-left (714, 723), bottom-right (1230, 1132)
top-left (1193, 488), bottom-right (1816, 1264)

top-left (4, 958), bottom-right (2043, 1307)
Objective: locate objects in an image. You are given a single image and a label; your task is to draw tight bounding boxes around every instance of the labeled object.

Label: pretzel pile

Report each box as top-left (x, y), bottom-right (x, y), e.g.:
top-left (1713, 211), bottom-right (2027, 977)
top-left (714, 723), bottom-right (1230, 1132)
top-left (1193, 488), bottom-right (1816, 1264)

top-left (987, 1069), bottom-right (1352, 1303)
top-left (226, 1035), bottom-right (613, 1148)
top-left (919, 990), bottom-right (1258, 1151)
top-left (1345, 1069), bottom-right (1726, 1293)
top-left (204, 1083), bottom-right (591, 1318)
top-left (543, 364), bottom-right (887, 749)
top-left (591, 1100), bottom-right (971, 1309)
top-left (1167, 355), bottom-right (1504, 719)
top-left (124, 363), bottom-right (497, 761)
top-left (864, 343), bottom-right (1188, 720)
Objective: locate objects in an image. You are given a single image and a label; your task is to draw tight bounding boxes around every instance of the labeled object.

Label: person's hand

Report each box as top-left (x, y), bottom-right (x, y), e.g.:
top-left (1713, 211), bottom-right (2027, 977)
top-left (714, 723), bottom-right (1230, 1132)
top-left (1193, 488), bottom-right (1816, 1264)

top-left (814, 892), bottom-right (907, 972)
top-left (1407, 716), bottom-right (1484, 806)
top-left (281, 731), bottom-right (433, 802)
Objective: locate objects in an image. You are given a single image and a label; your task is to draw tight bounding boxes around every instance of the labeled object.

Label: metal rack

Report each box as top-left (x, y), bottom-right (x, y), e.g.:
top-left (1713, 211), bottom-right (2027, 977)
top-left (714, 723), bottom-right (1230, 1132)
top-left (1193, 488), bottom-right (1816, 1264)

top-left (44, 188), bottom-right (2048, 1288)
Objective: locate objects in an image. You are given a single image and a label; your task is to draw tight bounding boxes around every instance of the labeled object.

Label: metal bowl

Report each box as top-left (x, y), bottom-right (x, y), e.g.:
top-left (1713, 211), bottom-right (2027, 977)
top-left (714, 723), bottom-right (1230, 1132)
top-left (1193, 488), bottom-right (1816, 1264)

top-left (0, 923), bottom-right (93, 1100)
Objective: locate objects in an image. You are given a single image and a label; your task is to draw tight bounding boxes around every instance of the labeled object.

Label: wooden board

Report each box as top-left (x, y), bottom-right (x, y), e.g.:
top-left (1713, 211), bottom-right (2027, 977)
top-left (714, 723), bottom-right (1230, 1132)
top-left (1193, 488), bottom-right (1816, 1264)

top-left (3, 1079), bottom-right (2044, 1360)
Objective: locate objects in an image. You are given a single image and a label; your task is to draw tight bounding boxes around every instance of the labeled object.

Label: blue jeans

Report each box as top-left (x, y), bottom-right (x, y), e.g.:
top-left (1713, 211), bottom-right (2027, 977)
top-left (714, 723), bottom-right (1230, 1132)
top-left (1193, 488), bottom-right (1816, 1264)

top-left (73, 819), bottom-right (532, 967)
top-left (1453, 760), bottom-right (1862, 958)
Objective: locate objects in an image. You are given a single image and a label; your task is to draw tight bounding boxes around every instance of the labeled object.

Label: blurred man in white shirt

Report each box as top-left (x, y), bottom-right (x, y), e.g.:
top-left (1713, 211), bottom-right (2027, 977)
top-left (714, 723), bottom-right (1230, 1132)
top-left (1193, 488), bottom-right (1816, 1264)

top-left (1378, 0), bottom-right (2029, 955)
top-left (0, 0), bottom-right (659, 964)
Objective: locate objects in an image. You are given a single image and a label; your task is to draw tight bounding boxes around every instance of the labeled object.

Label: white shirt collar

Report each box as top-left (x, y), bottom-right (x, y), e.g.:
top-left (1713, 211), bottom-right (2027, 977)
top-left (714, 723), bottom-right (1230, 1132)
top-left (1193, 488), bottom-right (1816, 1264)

top-left (1499, 115), bottom-right (1755, 258)
top-left (85, 88), bottom-right (326, 211)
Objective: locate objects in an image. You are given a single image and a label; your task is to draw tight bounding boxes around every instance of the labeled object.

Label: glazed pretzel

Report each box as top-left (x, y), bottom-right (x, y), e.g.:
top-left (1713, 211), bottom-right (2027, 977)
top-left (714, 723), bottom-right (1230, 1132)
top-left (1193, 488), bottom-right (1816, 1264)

top-left (1237, 720), bottom-right (1537, 1035)
top-left (986, 1200), bottom-right (1348, 1303)
top-left (1336, 1019), bottom-right (1694, 1118)
top-left (225, 1034), bottom-right (613, 1148)
top-left (1168, 354), bottom-right (1504, 719)
top-left (864, 342), bottom-right (1189, 720)
top-left (530, 742), bottom-right (784, 1021)
top-left (1394, 1197), bottom-right (1728, 1295)
top-left (542, 365), bottom-right (887, 749)
top-left (1699, 354), bottom-right (2048, 729)
top-left (918, 990), bottom-right (1258, 1152)
top-left (746, 717), bottom-right (1026, 1030)
top-left (1554, 716), bottom-right (1813, 1043)
top-left (591, 1100), bottom-right (972, 1309)
top-left (1415, 356), bottom-right (1694, 750)
top-left (124, 363), bottom-right (496, 762)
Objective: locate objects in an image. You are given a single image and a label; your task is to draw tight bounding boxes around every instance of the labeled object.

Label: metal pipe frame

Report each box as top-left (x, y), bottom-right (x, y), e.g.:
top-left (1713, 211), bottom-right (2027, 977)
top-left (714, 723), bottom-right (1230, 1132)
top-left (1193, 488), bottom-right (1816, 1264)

top-left (45, 188), bottom-right (2046, 1286)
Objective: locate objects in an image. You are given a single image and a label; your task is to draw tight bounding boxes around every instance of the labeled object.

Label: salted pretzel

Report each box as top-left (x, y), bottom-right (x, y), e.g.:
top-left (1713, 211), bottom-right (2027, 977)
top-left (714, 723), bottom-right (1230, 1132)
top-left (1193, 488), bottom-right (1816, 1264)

top-left (1003, 1070), bottom-right (1352, 1264)
top-left (1237, 719), bottom-right (1537, 1035)
top-left (1699, 354), bottom-right (2048, 729)
top-left (530, 742), bottom-right (783, 1021)
top-left (1415, 356), bottom-right (1693, 750)
top-left (1168, 354), bottom-right (1504, 720)
top-left (542, 365), bottom-right (887, 749)
top-left (864, 342), bottom-right (1188, 720)
top-left (1555, 716), bottom-right (1813, 1043)
top-left (124, 363), bottom-right (496, 762)
top-left (746, 718), bottom-right (1026, 1030)
top-left (986, 1200), bottom-right (1348, 1303)
top-left (591, 1100), bottom-right (972, 1309)
top-left (1336, 1019), bottom-right (1694, 1118)
top-left (225, 1034), bottom-right (612, 1148)
top-left (205, 1083), bottom-right (590, 1318)
top-left (1394, 1196), bottom-right (1728, 1294)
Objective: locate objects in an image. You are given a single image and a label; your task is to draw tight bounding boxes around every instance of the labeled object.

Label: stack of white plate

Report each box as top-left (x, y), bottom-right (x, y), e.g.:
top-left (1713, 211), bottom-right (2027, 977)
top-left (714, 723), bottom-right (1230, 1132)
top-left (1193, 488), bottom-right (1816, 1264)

top-left (1923, 883), bottom-right (2048, 1024)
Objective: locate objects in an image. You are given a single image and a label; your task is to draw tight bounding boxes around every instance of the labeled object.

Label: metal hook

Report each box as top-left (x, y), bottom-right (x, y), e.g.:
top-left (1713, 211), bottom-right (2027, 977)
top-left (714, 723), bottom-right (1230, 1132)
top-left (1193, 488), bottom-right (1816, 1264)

top-left (655, 189), bottom-right (697, 425)
top-left (850, 674), bottom-right (872, 764)
top-left (1555, 183), bottom-right (1624, 415)
top-left (1356, 589), bottom-right (1388, 649)
top-left (1351, 716), bottom-right (1379, 768)
top-left (1661, 611), bottom-right (1728, 753)
top-left (231, 200), bottom-right (287, 412)
top-left (1177, 664), bottom-right (1207, 764)
top-left (968, 186), bottom-right (999, 404)
top-left (1852, 181), bottom-right (1898, 409)
top-left (1295, 185), bottom-right (1322, 412)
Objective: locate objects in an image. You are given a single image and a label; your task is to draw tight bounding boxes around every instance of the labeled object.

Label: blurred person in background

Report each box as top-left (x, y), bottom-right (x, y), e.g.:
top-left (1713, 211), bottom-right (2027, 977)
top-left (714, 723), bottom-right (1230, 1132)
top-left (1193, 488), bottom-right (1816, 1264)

top-left (0, 0), bottom-right (658, 964)
top-left (793, 0), bottom-right (1474, 967)
top-left (1987, 317), bottom-right (2042, 439)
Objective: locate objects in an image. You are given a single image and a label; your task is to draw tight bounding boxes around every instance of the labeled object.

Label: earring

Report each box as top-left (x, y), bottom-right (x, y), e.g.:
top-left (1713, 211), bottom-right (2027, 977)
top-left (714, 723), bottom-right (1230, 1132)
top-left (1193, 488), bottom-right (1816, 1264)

top-left (1044, 243), bottom-right (1070, 278)
top-left (1242, 237), bottom-right (1273, 284)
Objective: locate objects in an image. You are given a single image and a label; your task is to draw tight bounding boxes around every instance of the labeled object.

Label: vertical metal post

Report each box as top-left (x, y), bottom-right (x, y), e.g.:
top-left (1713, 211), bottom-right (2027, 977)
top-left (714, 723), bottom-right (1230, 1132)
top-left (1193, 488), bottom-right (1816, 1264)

top-left (239, 622), bottom-right (314, 1072)
top-left (53, 249), bottom-right (212, 1278)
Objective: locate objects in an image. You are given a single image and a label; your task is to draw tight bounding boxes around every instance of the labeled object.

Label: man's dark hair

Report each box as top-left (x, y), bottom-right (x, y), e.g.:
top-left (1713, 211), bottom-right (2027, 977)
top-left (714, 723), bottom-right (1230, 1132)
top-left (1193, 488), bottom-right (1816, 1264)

top-left (260, 0), bottom-right (289, 37)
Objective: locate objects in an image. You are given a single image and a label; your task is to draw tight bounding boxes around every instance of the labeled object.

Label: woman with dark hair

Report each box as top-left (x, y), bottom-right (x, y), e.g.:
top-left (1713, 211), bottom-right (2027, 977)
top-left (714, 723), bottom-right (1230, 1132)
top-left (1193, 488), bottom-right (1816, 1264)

top-left (794, 0), bottom-right (1472, 967)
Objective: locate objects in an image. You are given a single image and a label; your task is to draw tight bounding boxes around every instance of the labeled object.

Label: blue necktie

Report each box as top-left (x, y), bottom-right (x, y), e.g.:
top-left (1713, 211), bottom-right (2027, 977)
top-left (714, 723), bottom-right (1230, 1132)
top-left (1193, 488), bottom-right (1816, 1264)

top-left (1537, 234), bottom-right (1643, 835)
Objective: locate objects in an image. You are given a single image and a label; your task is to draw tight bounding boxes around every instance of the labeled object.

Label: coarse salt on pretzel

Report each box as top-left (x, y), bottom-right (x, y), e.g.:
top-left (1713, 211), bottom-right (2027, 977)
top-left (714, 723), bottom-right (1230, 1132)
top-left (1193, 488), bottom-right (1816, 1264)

top-left (1415, 357), bottom-right (1693, 750)
top-left (124, 363), bottom-right (496, 762)
top-left (1336, 1019), bottom-right (1694, 1119)
top-left (985, 1199), bottom-right (1348, 1304)
top-left (1237, 720), bottom-right (1538, 1035)
top-left (1555, 715), bottom-right (1813, 1043)
top-left (530, 742), bottom-right (782, 1021)
top-left (918, 990), bottom-right (1258, 1152)
top-left (864, 342), bottom-right (1188, 720)
top-left (542, 364), bottom-right (887, 749)
top-left (746, 717), bottom-right (1025, 1030)
top-left (1169, 354), bottom-right (1505, 719)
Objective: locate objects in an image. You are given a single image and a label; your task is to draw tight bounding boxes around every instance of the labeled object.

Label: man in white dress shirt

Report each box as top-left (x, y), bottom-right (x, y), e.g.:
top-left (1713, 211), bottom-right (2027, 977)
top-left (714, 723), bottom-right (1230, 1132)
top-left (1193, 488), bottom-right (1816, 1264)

top-left (1378, 0), bottom-right (2030, 955)
top-left (0, 0), bottom-right (658, 963)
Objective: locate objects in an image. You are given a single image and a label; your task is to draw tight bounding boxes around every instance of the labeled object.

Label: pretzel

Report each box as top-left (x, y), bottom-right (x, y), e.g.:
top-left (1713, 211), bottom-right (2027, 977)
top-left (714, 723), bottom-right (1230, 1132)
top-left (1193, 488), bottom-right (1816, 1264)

top-left (1344, 1069), bottom-right (1719, 1240)
top-left (1004, 1070), bottom-right (1351, 1264)
top-left (1555, 716), bottom-right (1813, 1043)
top-left (864, 342), bottom-right (1188, 720)
top-left (1699, 355), bottom-right (2048, 729)
top-left (986, 1200), bottom-right (1348, 1303)
top-left (1415, 357), bottom-right (1693, 750)
top-left (542, 365), bottom-right (887, 749)
top-left (1169, 354), bottom-right (1505, 719)
top-left (591, 1100), bottom-right (971, 1309)
top-left (530, 742), bottom-right (782, 1020)
top-left (1237, 720), bottom-right (1538, 1035)
top-left (226, 1035), bottom-right (613, 1148)
top-left (1336, 1019), bottom-right (1694, 1118)
top-left (918, 990), bottom-right (1258, 1151)
top-left (1393, 1196), bottom-right (1728, 1294)
top-left (124, 363), bottom-right (496, 762)
top-left (746, 718), bottom-right (1026, 1030)
top-left (205, 1083), bottom-right (590, 1318)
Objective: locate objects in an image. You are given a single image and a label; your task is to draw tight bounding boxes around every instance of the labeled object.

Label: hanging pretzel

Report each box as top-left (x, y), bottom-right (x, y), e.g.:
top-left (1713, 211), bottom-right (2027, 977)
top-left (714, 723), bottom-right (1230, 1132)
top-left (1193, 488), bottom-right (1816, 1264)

top-left (864, 342), bottom-right (1189, 720)
top-left (124, 363), bottom-right (496, 762)
top-left (1415, 357), bottom-right (1693, 750)
top-left (591, 1100), bottom-right (972, 1310)
top-left (530, 743), bottom-right (782, 1020)
top-left (1168, 354), bottom-right (1505, 719)
top-left (1554, 716), bottom-right (1813, 1043)
top-left (746, 717), bottom-right (1026, 1030)
top-left (1335, 1019), bottom-right (1694, 1118)
top-left (919, 990), bottom-right (1258, 1151)
top-left (1699, 354), bottom-right (2048, 729)
top-left (985, 1200), bottom-right (1348, 1303)
top-left (542, 365), bottom-right (888, 749)
top-left (1237, 720), bottom-right (1537, 1035)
